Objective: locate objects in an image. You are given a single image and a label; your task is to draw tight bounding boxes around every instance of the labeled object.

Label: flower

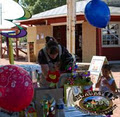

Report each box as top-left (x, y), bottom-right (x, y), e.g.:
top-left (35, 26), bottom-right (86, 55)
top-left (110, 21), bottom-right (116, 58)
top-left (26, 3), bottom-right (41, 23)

top-left (64, 62), bottom-right (92, 86)
top-left (81, 71), bottom-right (90, 77)
top-left (66, 70), bottom-right (92, 86)
top-left (46, 71), bottom-right (60, 83)
top-left (46, 62), bottom-right (92, 89)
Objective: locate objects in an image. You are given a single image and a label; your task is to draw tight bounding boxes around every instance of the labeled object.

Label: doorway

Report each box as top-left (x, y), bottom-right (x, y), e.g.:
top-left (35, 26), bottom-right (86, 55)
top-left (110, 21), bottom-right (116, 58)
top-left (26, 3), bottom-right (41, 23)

top-left (53, 24), bottom-right (82, 62)
top-left (75, 24), bottom-right (82, 62)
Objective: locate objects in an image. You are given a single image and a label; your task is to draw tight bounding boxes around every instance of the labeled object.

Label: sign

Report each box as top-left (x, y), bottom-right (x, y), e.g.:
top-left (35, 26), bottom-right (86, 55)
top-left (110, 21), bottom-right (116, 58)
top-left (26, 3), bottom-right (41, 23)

top-left (88, 56), bottom-right (108, 90)
top-left (74, 91), bottom-right (117, 115)
top-left (64, 86), bottom-right (118, 115)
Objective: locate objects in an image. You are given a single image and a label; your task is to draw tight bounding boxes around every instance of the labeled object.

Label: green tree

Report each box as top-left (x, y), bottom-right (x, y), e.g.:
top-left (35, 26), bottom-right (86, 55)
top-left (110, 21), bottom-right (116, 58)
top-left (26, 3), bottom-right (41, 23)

top-left (21, 0), bottom-right (66, 15)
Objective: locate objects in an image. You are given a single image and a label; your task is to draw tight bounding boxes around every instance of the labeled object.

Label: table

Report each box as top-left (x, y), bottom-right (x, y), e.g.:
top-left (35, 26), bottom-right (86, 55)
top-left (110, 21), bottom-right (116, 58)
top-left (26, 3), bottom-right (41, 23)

top-left (16, 64), bottom-right (42, 74)
top-left (0, 64), bottom-right (42, 77)
top-left (0, 107), bottom-right (106, 117)
top-left (65, 107), bottom-right (105, 117)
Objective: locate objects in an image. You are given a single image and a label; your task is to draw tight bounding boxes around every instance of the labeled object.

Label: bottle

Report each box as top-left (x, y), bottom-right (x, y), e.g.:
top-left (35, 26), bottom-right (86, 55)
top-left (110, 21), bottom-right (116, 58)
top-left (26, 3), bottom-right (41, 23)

top-left (55, 98), bottom-right (65, 117)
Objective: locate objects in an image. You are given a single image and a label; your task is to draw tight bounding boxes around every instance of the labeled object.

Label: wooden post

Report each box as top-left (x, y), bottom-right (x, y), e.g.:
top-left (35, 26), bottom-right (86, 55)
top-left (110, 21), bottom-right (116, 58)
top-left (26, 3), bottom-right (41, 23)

top-left (67, 0), bottom-right (76, 54)
top-left (6, 37), bottom-right (9, 55)
top-left (15, 37), bottom-right (19, 60)
top-left (9, 38), bottom-right (14, 64)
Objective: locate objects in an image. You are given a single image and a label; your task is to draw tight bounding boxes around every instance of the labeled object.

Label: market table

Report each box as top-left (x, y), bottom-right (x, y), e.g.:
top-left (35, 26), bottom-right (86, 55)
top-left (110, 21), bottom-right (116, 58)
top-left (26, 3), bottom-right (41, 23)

top-left (0, 64), bottom-right (42, 78)
top-left (65, 106), bottom-right (105, 117)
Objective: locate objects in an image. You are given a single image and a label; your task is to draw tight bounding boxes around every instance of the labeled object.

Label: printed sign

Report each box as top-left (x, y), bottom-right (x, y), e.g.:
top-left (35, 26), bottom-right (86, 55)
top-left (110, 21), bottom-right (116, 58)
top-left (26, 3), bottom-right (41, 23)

top-left (65, 85), bottom-right (118, 115)
top-left (74, 91), bottom-right (117, 115)
top-left (89, 56), bottom-right (107, 74)
top-left (88, 56), bottom-right (108, 89)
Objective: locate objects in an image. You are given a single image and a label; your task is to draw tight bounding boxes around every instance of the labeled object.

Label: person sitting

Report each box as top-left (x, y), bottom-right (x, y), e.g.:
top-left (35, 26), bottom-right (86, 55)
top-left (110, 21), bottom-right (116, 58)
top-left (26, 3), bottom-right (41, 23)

top-left (96, 64), bottom-right (116, 93)
top-left (96, 64), bottom-right (116, 117)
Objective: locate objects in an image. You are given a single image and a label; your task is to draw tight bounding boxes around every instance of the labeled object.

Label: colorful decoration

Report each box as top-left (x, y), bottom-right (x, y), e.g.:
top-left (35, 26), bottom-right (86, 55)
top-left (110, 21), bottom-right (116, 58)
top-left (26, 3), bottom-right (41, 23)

top-left (0, 65), bottom-right (34, 112)
top-left (46, 71), bottom-right (60, 83)
top-left (75, 91), bottom-right (117, 115)
top-left (66, 71), bottom-right (92, 86)
top-left (0, 0), bottom-right (31, 38)
top-left (84, 0), bottom-right (110, 28)
top-left (23, 102), bottom-right (37, 117)
top-left (41, 94), bottom-right (56, 117)
top-left (64, 62), bottom-right (93, 93)
top-left (57, 61), bottom-right (93, 92)
top-left (67, 78), bottom-right (74, 85)
top-left (0, 0), bottom-right (24, 29)
top-left (0, 0), bottom-right (31, 64)
top-left (26, 102), bottom-right (36, 113)
top-left (0, 24), bottom-right (27, 38)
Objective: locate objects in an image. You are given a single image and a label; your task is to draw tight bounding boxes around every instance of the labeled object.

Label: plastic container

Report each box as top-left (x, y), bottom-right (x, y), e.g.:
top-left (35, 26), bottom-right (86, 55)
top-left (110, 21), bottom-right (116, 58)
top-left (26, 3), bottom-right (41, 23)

top-left (55, 98), bottom-right (65, 117)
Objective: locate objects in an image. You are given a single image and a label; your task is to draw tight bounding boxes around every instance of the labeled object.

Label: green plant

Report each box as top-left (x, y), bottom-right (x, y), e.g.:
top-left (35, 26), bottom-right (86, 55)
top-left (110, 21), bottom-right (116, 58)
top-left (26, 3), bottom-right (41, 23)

top-left (19, 36), bottom-right (27, 44)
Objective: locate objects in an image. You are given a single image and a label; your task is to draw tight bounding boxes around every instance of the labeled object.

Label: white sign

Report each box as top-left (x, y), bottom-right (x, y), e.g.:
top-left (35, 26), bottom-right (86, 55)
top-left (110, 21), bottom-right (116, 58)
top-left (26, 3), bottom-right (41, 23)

top-left (89, 56), bottom-right (107, 75)
top-left (88, 56), bottom-right (108, 90)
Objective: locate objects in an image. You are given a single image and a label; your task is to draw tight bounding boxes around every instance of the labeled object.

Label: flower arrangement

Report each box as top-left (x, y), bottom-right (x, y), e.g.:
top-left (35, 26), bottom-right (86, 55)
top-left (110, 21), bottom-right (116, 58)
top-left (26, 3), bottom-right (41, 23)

top-left (45, 61), bottom-right (93, 90)
top-left (64, 62), bottom-right (93, 93)
top-left (64, 62), bottom-right (93, 86)
top-left (66, 71), bottom-right (93, 86)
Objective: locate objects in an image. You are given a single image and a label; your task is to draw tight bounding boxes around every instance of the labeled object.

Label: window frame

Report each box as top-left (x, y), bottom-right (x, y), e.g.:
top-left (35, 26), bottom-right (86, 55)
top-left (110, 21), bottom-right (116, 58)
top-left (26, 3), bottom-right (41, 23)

top-left (102, 22), bottom-right (120, 48)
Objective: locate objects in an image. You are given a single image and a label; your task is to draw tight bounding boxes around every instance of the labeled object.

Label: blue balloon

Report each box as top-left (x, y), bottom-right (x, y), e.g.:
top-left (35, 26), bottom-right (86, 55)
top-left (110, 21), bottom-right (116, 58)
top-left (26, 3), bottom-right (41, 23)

top-left (84, 0), bottom-right (110, 28)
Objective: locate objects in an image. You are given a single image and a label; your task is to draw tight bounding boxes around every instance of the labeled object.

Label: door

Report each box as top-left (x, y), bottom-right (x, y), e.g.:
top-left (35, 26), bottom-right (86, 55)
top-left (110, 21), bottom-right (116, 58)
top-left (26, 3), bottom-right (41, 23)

top-left (53, 24), bottom-right (82, 62)
top-left (53, 25), bottom-right (66, 47)
top-left (75, 24), bottom-right (82, 62)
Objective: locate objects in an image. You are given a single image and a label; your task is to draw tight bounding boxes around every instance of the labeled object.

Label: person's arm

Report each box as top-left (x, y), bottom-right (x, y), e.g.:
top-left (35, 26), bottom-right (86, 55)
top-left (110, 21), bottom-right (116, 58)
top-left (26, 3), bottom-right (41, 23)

top-left (39, 64), bottom-right (51, 88)
top-left (110, 81), bottom-right (116, 93)
top-left (104, 79), bottom-right (116, 93)
top-left (38, 50), bottom-right (49, 76)
top-left (38, 50), bottom-right (51, 87)
top-left (41, 64), bottom-right (49, 76)
top-left (60, 46), bottom-right (74, 72)
top-left (96, 76), bottom-right (102, 88)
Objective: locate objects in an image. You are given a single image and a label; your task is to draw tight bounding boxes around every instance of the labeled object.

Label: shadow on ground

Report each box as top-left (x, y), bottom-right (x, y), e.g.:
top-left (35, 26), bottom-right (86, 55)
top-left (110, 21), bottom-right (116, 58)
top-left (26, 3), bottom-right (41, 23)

top-left (110, 64), bottom-right (120, 72)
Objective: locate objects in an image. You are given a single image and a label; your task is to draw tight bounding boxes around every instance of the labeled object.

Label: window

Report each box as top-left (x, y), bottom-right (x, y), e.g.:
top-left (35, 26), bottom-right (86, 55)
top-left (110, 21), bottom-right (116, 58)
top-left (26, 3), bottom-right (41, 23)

top-left (102, 23), bottom-right (120, 47)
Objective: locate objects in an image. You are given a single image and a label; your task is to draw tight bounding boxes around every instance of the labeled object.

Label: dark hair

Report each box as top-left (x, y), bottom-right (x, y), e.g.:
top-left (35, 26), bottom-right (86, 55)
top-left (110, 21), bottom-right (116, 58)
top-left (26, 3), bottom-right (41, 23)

top-left (45, 36), bottom-right (55, 43)
top-left (46, 41), bottom-right (59, 54)
top-left (102, 64), bottom-right (111, 71)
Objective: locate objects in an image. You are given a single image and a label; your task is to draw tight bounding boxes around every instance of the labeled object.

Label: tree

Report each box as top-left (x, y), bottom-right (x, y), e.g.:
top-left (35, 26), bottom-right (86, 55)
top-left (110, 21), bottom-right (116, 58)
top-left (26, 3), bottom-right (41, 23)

top-left (21, 0), bottom-right (66, 15)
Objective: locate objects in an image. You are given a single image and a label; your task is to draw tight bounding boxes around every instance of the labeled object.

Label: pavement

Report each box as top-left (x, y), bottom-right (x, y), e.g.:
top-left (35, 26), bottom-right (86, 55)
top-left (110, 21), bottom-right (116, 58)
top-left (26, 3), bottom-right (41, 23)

top-left (110, 65), bottom-right (120, 117)
top-left (0, 58), bottom-right (35, 65)
top-left (0, 58), bottom-right (120, 117)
